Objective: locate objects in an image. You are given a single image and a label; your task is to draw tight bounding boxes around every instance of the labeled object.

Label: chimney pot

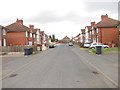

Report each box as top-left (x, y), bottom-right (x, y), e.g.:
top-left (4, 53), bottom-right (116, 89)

top-left (29, 25), bottom-right (34, 29)
top-left (101, 14), bottom-right (108, 20)
top-left (91, 22), bottom-right (95, 26)
top-left (16, 19), bottom-right (23, 25)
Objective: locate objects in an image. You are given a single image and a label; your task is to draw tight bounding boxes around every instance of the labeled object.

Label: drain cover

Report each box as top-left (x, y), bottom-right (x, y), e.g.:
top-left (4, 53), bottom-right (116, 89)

top-left (9, 74), bottom-right (18, 78)
top-left (92, 71), bottom-right (99, 75)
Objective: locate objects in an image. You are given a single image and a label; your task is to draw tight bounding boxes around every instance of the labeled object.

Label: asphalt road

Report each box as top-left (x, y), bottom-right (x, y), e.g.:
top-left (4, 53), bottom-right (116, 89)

top-left (2, 44), bottom-right (118, 88)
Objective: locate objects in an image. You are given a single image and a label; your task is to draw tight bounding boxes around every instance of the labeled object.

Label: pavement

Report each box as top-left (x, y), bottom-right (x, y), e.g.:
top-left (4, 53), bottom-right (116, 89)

top-left (1, 44), bottom-right (118, 88)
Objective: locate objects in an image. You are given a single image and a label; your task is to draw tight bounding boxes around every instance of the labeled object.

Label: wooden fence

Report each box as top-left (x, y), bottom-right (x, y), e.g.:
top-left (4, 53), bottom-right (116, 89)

top-left (0, 46), bottom-right (37, 52)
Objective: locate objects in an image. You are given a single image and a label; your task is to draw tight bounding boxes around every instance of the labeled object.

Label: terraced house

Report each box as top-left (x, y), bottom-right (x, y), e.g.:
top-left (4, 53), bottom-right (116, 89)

top-left (93, 14), bottom-right (119, 47)
top-left (5, 19), bottom-right (32, 46)
top-left (79, 14), bottom-right (119, 47)
top-left (5, 19), bottom-right (44, 46)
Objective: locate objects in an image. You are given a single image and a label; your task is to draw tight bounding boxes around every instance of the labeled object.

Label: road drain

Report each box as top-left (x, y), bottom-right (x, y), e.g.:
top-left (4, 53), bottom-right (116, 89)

top-left (9, 74), bottom-right (18, 78)
top-left (76, 80), bottom-right (80, 82)
top-left (92, 71), bottom-right (99, 75)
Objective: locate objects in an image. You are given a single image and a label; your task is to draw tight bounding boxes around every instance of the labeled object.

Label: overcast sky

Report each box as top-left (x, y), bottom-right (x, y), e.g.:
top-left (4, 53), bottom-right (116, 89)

top-left (0, 0), bottom-right (119, 39)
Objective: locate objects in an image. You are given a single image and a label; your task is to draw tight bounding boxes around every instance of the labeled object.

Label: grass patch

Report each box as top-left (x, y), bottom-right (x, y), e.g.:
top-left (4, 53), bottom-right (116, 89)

top-left (75, 43), bottom-right (80, 46)
top-left (89, 47), bottom-right (119, 53)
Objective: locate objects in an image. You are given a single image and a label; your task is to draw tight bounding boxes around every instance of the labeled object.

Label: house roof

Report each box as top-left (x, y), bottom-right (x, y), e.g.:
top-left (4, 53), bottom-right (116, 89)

top-left (5, 22), bottom-right (30, 32)
top-left (63, 36), bottom-right (70, 40)
top-left (31, 29), bottom-right (37, 34)
top-left (0, 25), bottom-right (4, 29)
top-left (86, 26), bottom-right (92, 30)
top-left (81, 29), bottom-right (85, 34)
top-left (0, 25), bottom-right (8, 30)
top-left (75, 33), bottom-right (80, 37)
top-left (40, 31), bottom-right (44, 35)
top-left (93, 18), bottom-right (119, 28)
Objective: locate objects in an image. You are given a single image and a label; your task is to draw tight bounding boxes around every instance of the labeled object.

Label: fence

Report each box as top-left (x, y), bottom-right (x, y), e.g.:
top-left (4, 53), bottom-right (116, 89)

top-left (0, 46), bottom-right (37, 53)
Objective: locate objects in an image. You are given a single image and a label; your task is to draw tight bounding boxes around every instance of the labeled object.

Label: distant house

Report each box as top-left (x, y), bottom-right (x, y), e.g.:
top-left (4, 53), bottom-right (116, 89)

top-left (36, 28), bottom-right (42, 45)
top-left (73, 33), bottom-right (80, 43)
top-left (80, 29), bottom-right (85, 43)
top-left (92, 14), bottom-right (119, 47)
top-left (29, 25), bottom-right (37, 45)
top-left (79, 14), bottom-right (119, 47)
top-left (85, 25), bottom-right (92, 43)
top-left (0, 25), bottom-right (7, 46)
top-left (62, 36), bottom-right (71, 43)
top-left (5, 19), bottom-right (32, 46)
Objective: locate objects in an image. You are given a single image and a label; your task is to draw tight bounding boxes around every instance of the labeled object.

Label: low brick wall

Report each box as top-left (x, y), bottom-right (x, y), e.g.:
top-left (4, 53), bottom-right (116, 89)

top-left (0, 46), bottom-right (37, 53)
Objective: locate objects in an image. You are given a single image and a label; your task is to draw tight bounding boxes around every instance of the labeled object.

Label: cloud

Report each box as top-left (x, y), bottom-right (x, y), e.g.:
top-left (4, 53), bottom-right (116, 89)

top-left (84, 2), bottom-right (118, 14)
top-left (27, 10), bottom-right (97, 25)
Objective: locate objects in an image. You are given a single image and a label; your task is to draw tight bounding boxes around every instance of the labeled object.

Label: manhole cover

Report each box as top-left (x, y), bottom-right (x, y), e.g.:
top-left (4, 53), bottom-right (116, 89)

top-left (9, 74), bottom-right (18, 78)
top-left (76, 80), bottom-right (80, 82)
top-left (92, 71), bottom-right (99, 75)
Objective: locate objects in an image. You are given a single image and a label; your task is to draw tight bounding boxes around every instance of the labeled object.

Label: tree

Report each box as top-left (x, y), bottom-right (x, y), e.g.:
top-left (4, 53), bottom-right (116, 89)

top-left (49, 35), bottom-right (52, 42)
top-left (49, 34), bottom-right (58, 42)
top-left (52, 34), bottom-right (55, 42)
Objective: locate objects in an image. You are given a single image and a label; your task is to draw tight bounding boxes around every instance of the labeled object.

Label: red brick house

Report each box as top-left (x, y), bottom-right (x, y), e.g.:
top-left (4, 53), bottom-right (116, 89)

top-left (62, 36), bottom-right (71, 43)
top-left (93, 14), bottom-right (119, 47)
top-left (5, 19), bottom-right (33, 46)
top-left (0, 25), bottom-right (7, 46)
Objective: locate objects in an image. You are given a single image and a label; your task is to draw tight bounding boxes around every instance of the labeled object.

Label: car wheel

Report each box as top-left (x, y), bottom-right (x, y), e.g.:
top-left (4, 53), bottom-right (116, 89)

top-left (104, 47), bottom-right (108, 48)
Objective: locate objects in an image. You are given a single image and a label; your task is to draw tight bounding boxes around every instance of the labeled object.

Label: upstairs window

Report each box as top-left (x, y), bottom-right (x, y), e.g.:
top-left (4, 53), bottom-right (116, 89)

top-left (3, 29), bottom-right (6, 35)
top-left (96, 28), bottom-right (98, 33)
top-left (30, 33), bottom-right (32, 37)
top-left (92, 30), bottom-right (94, 34)
top-left (26, 31), bottom-right (28, 37)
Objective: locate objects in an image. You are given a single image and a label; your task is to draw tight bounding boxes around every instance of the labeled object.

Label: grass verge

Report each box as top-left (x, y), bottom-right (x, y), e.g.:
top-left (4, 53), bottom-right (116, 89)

top-left (89, 47), bottom-right (119, 53)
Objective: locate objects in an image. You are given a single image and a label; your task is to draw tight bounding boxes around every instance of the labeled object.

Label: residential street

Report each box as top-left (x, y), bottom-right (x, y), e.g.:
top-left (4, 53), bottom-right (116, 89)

top-left (2, 44), bottom-right (118, 88)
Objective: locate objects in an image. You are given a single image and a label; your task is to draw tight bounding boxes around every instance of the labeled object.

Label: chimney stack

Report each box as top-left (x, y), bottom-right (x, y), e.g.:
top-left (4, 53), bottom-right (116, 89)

top-left (91, 22), bottom-right (95, 26)
top-left (101, 14), bottom-right (108, 20)
top-left (16, 19), bottom-right (23, 25)
top-left (29, 25), bottom-right (34, 29)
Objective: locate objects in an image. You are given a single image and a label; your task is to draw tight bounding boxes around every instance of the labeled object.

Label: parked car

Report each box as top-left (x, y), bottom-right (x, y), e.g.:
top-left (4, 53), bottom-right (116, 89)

top-left (68, 43), bottom-right (73, 46)
top-left (49, 44), bottom-right (55, 48)
top-left (84, 43), bottom-right (91, 48)
top-left (89, 43), bottom-right (109, 49)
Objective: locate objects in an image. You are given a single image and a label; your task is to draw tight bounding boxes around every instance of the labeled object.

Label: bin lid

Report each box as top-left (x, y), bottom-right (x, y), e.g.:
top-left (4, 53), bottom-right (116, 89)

top-left (24, 48), bottom-right (30, 49)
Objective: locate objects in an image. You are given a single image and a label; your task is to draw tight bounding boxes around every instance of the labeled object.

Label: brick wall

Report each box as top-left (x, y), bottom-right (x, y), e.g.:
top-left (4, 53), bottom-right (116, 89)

top-left (6, 32), bottom-right (26, 46)
top-left (98, 27), bottom-right (119, 46)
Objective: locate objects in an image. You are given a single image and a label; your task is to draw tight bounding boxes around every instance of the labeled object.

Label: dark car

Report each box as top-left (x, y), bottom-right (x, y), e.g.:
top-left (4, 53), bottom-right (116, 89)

top-left (49, 44), bottom-right (55, 48)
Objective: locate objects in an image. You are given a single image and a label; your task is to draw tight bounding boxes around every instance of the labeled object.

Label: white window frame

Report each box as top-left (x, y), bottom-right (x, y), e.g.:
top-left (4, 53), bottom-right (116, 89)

top-left (30, 33), bottom-right (32, 37)
top-left (96, 28), bottom-right (98, 33)
top-left (26, 31), bottom-right (28, 37)
top-left (0, 40), bottom-right (2, 46)
top-left (92, 30), bottom-right (94, 34)
top-left (3, 39), bottom-right (6, 46)
top-left (34, 34), bottom-right (35, 38)
top-left (3, 29), bottom-right (6, 35)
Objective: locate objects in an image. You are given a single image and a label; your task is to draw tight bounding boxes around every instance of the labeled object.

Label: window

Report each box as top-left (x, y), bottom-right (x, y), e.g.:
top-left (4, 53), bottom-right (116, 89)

top-left (96, 28), bottom-right (98, 33)
top-left (3, 29), bottom-right (6, 35)
top-left (93, 43), bottom-right (97, 45)
top-left (98, 43), bottom-right (104, 45)
top-left (26, 31), bottom-right (28, 37)
top-left (3, 39), bottom-right (6, 46)
top-left (92, 30), bottom-right (94, 34)
top-left (30, 33), bottom-right (32, 37)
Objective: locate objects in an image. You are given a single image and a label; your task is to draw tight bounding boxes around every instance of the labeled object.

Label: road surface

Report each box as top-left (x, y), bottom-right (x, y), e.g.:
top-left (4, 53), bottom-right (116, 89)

top-left (2, 44), bottom-right (118, 88)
